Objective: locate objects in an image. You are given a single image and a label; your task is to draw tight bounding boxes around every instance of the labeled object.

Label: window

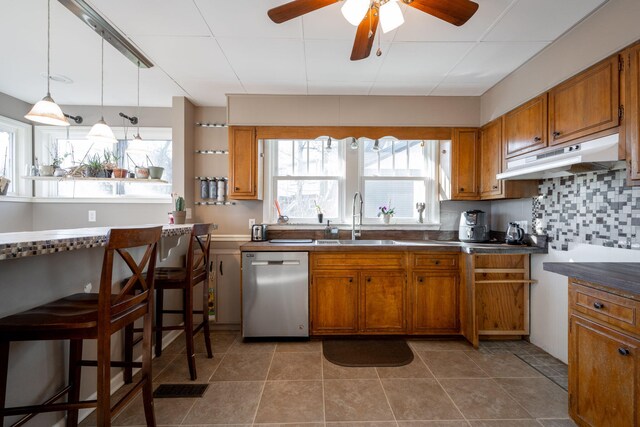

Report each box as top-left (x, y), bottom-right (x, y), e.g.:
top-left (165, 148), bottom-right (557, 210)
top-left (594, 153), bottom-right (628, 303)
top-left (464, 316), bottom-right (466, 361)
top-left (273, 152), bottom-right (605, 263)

top-left (0, 116), bottom-right (31, 196)
top-left (35, 126), bottom-right (171, 199)
top-left (267, 138), bottom-right (345, 222)
top-left (360, 138), bottom-right (439, 224)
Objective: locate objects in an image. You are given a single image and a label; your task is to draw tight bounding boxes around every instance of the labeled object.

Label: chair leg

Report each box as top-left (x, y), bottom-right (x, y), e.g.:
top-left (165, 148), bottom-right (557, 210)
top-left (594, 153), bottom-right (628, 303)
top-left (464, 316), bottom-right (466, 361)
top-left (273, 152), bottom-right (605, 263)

top-left (202, 281), bottom-right (213, 359)
top-left (184, 288), bottom-right (196, 381)
top-left (66, 339), bottom-right (83, 427)
top-left (155, 288), bottom-right (164, 358)
top-left (141, 310), bottom-right (157, 427)
top-left (0, 341), bottom-right (9, 427)
top-left (96, 333), bottom-right (112, 427)
top-left (123, 324), bottom-right (133, 384)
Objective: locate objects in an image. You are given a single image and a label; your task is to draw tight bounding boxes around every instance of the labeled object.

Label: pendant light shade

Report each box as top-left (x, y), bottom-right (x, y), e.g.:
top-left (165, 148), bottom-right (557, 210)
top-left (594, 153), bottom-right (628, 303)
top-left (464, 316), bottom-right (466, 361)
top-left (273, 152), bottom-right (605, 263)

top-left (88, 35), bottom-right (117, 144)
top-left (25, 0), bottom-right (69, 126)
top-left (88, 117), bottom-right (117, 143)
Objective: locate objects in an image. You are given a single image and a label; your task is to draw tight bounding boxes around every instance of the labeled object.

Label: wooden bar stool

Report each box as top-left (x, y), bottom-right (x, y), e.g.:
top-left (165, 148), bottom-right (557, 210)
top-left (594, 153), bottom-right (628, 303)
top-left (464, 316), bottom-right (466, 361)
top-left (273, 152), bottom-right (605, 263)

top-left (127, 223), bottom-right (214, 382)
top-left (0, 226), bottom-right (162, 427)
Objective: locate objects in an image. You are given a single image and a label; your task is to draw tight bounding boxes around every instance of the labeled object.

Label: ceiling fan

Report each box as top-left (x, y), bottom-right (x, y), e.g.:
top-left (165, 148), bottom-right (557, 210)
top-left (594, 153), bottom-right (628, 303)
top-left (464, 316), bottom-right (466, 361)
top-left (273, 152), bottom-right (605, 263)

top-left (268, 0), bottom-right (479, 61)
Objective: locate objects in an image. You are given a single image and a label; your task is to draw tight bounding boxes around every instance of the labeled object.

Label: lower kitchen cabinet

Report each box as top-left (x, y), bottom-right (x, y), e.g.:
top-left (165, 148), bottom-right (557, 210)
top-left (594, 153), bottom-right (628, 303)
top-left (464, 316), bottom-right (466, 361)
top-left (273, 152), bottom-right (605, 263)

top-left (310, 271), bottom-right (358, 334)
top-left (410, 271), bottom-right (459, 333)
top-left (211, 251), bottom-right (242, 325)
top-left (567, 279), bottom-right (640, 427)
top-left (361, 271), bottom-right (406, 333)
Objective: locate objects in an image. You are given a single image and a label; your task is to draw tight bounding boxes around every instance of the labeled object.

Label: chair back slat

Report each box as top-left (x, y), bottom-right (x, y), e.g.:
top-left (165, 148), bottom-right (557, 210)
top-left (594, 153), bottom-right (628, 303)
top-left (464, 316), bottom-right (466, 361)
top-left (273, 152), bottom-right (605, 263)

top-left (185, 224), bottom-right (214, 287)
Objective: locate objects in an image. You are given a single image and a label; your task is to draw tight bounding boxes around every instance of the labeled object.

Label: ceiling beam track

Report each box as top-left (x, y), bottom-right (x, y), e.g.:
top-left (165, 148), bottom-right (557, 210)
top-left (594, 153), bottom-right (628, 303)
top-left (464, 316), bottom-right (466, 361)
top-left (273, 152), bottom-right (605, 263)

top-left (57, 0), bottom-right (154, 69)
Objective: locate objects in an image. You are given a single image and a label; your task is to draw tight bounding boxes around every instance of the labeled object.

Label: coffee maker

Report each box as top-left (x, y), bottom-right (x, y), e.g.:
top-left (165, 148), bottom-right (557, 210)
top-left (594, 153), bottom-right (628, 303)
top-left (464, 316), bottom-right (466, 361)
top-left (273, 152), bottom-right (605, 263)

top-left (458, 210), bottom-right (489, 242)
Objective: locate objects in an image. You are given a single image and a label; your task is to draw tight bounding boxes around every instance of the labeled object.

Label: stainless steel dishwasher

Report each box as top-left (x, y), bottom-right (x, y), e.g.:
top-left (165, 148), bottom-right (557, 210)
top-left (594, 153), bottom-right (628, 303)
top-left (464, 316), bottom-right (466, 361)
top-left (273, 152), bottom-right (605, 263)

top-left (242, 252), bottom-right (309, 338)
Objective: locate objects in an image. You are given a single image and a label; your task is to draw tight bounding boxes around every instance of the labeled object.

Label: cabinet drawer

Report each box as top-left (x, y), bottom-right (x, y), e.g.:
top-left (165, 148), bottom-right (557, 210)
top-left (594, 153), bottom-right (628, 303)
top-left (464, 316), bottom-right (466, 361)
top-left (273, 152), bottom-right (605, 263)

top-left (411, 253), bottom-right (458, 270)
top-left (312, 252), bottom-right (406, 270)
top-left (570, 281), bottom-right (640, 336)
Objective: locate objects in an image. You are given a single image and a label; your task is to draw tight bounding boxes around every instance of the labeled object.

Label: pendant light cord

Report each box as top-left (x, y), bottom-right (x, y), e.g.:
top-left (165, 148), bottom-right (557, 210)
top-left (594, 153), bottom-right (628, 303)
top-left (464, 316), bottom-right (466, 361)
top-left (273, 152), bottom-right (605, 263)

top-left (100, 32), bottom-right (104, 118)
top-left (46, 0), bottom-right (51, 95)
top-left (137, 61), bottom-right (141, 136)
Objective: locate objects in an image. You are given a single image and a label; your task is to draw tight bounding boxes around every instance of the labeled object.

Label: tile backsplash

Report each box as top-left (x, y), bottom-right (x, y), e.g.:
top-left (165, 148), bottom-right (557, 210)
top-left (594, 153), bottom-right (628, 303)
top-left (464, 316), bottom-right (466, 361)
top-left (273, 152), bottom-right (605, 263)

top-left (533, 168), bottom-right (640, 251)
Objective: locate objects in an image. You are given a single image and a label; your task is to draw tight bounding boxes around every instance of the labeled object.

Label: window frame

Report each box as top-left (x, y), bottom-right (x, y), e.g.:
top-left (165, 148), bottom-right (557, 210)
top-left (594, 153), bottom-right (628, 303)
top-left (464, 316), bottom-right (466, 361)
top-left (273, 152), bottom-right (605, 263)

top-left (0, 116), bottom-right (32, 197)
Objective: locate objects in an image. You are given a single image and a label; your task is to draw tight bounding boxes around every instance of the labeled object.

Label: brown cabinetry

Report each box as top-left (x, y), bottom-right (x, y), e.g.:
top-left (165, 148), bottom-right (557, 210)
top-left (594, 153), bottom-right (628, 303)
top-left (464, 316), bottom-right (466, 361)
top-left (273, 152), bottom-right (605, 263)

top-left (504, 94), bottom-right (548, 158)
top-left (451, 128), bottom-right (479, 200)
top-left (310, 271), bottom-right (358, 334)
top-left (568, 280), bottom-right (640, 427)
top-left (228, 126), bottom-right (262, 200)
top-left (549, 55), bottom-right (621, 146)
top-left (625, 43), bottom-right (640, 185)
top-left (361, 271), bottom-right (406, 332)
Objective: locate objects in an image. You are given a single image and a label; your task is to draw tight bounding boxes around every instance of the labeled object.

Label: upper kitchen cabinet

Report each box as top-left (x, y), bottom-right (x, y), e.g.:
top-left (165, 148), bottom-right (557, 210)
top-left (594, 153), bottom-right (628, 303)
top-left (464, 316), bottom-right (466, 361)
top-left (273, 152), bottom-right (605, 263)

top-left (549, 55), bottom-right (621, 146)
top-left (480, 118), bottom-right (539, 200)
top-left (504, 95), bottom-right (548, 159)
top-left (228, 126), bottom-right (263, 200)
top-left (451, 128), bottom-right (479, 200)
top-left (625, 43), bottom-right (640, 185)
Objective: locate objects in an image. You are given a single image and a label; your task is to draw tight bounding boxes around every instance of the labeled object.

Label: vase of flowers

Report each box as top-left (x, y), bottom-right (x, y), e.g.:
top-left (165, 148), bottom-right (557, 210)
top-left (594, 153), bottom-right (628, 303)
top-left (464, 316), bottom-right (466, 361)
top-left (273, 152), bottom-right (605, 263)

top-left (378, 204), bottom-right (395, 224)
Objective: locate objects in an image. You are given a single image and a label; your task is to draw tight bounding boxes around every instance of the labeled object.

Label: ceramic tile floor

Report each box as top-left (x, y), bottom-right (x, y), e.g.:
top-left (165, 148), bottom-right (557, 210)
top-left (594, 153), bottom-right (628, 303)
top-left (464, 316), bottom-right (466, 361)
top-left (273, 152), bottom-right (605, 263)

top-left (80, 331), bottom-right (576, 427)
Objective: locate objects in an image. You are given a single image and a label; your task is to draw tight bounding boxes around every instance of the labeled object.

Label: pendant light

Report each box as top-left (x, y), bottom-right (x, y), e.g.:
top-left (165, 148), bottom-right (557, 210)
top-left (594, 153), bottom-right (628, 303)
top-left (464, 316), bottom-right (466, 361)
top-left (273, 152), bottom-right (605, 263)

top-left (25, 0), bottom-right (69, 126)
top-left (133, 61), bottom-right (142, 141)
top-left (87, 34), bottom-right (117, 144)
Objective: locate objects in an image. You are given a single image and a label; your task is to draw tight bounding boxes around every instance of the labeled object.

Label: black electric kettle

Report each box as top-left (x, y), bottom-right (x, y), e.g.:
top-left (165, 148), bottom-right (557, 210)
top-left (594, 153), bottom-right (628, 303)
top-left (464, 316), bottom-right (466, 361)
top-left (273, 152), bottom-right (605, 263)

top-left (506, 222), bottom-right (525, 245)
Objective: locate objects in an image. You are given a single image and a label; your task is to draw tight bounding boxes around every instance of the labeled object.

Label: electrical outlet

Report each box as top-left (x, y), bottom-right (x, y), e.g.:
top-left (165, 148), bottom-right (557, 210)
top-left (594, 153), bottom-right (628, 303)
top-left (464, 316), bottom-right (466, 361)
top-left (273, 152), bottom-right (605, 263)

top-left (186, 208), bottom-right (192, 220)
top-left (84, 283), bottom-right (92, 293)
top-left (88, 210), bottom-right (96, 222)
top-left (249, 218), bottom-right (256, 229)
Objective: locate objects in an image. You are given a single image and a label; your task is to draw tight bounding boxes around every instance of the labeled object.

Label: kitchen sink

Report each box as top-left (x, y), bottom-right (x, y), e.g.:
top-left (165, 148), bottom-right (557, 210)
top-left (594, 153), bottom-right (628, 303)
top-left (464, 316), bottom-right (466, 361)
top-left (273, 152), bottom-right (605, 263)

top-left (315, 239), bottom-right (396, 246)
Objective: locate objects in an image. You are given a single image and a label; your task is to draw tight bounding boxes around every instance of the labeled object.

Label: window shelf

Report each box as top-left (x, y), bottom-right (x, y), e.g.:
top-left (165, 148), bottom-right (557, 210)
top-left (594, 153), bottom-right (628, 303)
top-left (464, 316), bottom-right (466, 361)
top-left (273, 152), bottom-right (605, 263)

top-left (195, 201), bottom-right (236, 206)
top-left (196, 123), bottom-right (228, 128)
top-left (22, 176), bottom-right (170, 184)
top-left (195, 149), bottom-right (229, 155)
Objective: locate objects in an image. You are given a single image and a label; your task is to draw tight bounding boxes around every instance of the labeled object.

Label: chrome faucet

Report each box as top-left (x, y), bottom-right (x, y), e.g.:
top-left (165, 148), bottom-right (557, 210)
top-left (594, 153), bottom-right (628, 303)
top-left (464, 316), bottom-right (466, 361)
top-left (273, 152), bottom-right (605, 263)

top-left (352, 192), bottom-right (363, 240)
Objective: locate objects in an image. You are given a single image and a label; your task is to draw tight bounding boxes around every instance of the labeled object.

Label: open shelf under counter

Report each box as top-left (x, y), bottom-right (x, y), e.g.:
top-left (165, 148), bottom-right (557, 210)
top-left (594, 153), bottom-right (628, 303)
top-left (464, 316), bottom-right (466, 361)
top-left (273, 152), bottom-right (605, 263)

top-left (22, 176), bottom-right (170, 184)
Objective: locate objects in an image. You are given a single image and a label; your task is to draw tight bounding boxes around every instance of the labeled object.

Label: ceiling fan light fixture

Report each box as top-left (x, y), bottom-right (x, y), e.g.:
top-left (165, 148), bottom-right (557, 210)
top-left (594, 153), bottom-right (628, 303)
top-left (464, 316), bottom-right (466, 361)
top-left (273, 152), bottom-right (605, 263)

top-left (25, 94), bottom-right (70, 126)
top-left (341, 0), bottom-right (370, 26)
top-left (379, 0), bottom-right (404, 33)
top-left (88, 117), bottom-right (117, 144)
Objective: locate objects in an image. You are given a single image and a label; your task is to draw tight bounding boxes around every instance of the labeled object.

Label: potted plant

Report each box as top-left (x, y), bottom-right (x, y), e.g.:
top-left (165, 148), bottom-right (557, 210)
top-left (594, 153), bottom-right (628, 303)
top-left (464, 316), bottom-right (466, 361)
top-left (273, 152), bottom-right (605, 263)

top-left (40, 144), bottom-right (67, 177)
top-left (314, 200), bottom-right (323, 223)
top-left (102, 149), bottom-right (120, 178)
top-left (85, 153), bottom-right (105, 178)
top-left (173, 195), bottom-right (187, 224)
top-left (377, 203), bottom-right (395, 224)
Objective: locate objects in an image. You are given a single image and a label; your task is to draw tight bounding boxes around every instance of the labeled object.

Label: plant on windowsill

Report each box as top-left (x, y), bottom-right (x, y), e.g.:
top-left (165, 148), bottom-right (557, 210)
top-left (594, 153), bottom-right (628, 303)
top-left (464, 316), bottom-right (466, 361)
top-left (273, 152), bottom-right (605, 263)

top-left (172, 194), bottom-right (187, 224)
top-left (84, 153), bottom-right (106, 178)
top-left (314, 200), bottom-right (323, 224)
top-left (102, 149), bottom-right (121, 178)
top-left (377, 204), bottom-right (395, 225)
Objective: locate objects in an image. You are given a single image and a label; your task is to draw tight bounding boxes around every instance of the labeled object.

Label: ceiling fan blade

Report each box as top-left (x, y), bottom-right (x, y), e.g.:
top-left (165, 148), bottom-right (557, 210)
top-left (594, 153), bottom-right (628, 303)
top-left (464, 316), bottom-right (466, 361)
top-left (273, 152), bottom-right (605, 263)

top-left (268, 0), bottom-right (339, 23)
top-left (405, 0), bottom-right (479, 26)
top-left (350, 8), bottom-right (379, 61)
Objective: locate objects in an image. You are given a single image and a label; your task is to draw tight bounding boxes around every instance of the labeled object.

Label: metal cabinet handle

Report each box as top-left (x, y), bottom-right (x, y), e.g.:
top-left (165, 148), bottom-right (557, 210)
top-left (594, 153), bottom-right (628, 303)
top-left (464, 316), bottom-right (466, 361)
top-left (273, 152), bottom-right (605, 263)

top-left (593, 302), bottom-right (604, 309)
top-left (460, 187), bottom-right (464, 192)
top-left (434, 260), bottom-right (440, 265)
top-left (534, 136), bottom-right (541, 142)
top-left (219, 260), bottom-right (223, 276)
top-left (619, 348), bottom-right (630, 356)
top-left (553, 131), bottom-right (561, 138)
top-left (492, 185), bottom-right (498, 190)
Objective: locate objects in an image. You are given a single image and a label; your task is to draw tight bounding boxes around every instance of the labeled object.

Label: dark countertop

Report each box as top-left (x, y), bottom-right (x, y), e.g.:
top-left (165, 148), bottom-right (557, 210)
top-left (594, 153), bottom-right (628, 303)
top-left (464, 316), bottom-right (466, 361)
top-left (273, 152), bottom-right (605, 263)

top-left (241, 240), bottom-right (547, 255)
top-left (544, 262), bottom-right (640, 299)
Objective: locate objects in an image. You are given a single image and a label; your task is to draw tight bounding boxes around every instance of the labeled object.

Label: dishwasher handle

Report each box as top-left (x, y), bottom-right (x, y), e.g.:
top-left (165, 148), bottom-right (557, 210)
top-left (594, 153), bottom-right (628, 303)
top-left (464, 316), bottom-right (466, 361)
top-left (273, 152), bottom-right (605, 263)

top-left (251, 260), bottom-right (301, 266)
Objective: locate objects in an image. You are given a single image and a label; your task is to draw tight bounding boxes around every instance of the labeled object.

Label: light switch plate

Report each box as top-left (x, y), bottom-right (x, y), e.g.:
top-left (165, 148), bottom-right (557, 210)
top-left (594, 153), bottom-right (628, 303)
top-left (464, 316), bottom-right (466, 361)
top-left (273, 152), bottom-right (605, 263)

top-left (88, 210), bottom-right (96, 222)
top-left (186, 208), bottom-right (192, 219)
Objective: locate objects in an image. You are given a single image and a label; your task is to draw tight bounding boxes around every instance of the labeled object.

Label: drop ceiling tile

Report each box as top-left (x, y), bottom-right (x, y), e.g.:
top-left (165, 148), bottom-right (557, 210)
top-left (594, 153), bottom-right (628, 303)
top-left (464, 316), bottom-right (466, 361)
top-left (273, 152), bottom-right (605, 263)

top-left (195, 0), bottom-right (302, 39)
top-left (484, 0), bottom-right (608, 42)
top-left (375, 42), bottom-right (474, 83)
top-left (395, 0), bottom-right (514, 42)
top-left (305, 40), bottom-right (386, 82)
top-left (445, 41), bottom-right (549, 85)
top-left (88, 0), bottom-right (210, 36)
top-left (369, 80), bottom-right (439, 96)
top-left (307, 81), bottom-right (373, 95)
top-left (217, 37), bottom-right (306, 82)
top-left (178, 79), bottom-right (245, 107)
top-left (133, 36), bottom-right (238, 82)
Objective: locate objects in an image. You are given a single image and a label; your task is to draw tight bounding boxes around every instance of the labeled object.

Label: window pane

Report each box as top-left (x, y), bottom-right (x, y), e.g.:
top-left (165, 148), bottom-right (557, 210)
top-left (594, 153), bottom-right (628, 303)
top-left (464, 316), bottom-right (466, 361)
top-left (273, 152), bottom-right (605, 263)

top-left (276, 179), bottom-right (339, 219)
top-left (363, 179), bottom-right (426, 219)
top-left (0, 130), bottom-right (14, 193)
top-left (277, 140), bottom-right (293, 175)
top-left (363, 138), bottom-right (427, 177)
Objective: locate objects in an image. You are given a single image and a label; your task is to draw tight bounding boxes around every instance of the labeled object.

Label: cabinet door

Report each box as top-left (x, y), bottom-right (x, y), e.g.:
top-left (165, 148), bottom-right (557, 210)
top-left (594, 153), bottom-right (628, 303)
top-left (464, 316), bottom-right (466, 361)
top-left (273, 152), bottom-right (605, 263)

top-left (451, 128), bottom-right (479, 200)
top-left (504, 94), bottom-right (547, 158)
top-left (480, 118), bottom-right (503, 198)
top-left (569, 315), bottom-right (640, 427)
top-left (228, 126), bottom-right (259, 199)
top-left (214, 253), bottom-right (241, 324)
top-left (411, 271), bottom-right (459, 333)
top-left (626, 44), bottom-right (640, 184)
top-left (311, 271), bottom-right (358, 334)
top-left (549, 55), bottom-right (620, 146)
top-left (360, 271), bottom-right (406, 332)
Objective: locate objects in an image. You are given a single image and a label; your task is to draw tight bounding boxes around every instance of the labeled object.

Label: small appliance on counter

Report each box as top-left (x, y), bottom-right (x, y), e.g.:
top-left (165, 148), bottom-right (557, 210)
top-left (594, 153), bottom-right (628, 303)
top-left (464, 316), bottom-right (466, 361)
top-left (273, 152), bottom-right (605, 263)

top-left (251, 224), bottom-right (268, 242)
top-left (506, 222), bottom-right (525, 245)
top-left (459, 210), bottom-right (489, 242)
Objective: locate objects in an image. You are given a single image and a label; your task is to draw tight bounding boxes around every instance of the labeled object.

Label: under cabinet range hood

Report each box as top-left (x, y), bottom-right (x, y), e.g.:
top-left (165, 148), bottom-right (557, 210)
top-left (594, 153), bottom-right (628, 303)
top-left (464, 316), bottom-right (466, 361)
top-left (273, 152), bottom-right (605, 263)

top-left (497, 134), bottom-right (625, 180)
